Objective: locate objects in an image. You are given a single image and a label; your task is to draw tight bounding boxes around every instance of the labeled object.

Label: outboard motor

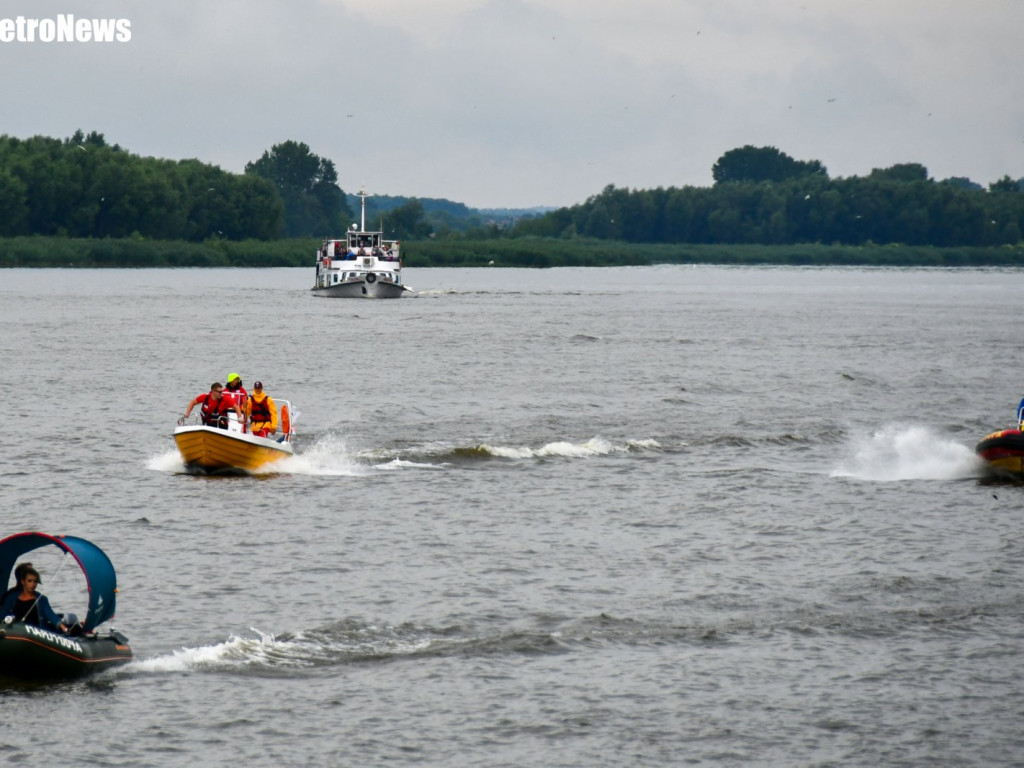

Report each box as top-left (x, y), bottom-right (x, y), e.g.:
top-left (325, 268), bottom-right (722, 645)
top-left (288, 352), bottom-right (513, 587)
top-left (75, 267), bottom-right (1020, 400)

top-left (63, 612), bottom-right (84, 636)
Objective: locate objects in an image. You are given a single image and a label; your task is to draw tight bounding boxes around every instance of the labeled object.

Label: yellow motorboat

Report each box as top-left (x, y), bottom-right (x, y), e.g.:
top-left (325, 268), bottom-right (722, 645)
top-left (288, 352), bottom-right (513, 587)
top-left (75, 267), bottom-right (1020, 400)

top-left (173, 401), bottom-right (295, 474)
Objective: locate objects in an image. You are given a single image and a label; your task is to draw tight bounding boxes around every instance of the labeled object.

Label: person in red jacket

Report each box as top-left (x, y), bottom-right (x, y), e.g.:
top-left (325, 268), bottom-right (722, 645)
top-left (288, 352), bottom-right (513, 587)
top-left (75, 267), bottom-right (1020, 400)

top-left (183, 382), bottom-right (244, 428)
top-left (222, 373), bottom-right (249, 412)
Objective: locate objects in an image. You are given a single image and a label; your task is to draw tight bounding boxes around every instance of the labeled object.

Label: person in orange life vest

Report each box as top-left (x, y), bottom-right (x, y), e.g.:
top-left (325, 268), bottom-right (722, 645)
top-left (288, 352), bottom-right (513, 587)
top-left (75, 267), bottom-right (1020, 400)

top-left (246, 380), bottom-right (278, 438)
top-left (223, 373), bottom-right (249, 412)
top-left (183, 382), bottom-right (244, 428)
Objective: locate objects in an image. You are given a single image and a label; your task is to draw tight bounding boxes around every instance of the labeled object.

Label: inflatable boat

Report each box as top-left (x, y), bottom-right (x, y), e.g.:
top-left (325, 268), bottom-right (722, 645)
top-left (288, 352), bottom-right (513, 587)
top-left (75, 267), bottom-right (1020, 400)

top-left (975, 428), bottom-right (1024, 479)
top-left (0, 532), bottom-right (132, 680)
top-left (0, 620), bottom-right (131, 679)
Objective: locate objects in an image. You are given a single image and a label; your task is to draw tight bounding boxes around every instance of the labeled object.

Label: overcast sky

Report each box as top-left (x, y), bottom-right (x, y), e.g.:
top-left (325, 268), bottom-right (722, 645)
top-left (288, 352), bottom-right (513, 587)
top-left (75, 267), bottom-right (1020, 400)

top-left (3, 0), bottom-right (1023, 209)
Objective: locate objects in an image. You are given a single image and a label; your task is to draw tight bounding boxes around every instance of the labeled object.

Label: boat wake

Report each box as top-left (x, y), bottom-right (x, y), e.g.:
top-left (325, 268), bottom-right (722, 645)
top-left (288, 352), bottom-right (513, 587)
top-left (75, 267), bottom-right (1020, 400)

top-left (270, 435), bottom-right (367, 476)
top-left (121, 618), bottom-right (583, 678)
top-left (476, 436), bottom-right (660, 459)
top-left (119, 594), bottom-right (1007, 678)
top-left (830, 423), bottom-right (985, 481)
top-left (395, 437), bottom-right (661, 464)
top-left (148, 436), bottom-right (661, 476)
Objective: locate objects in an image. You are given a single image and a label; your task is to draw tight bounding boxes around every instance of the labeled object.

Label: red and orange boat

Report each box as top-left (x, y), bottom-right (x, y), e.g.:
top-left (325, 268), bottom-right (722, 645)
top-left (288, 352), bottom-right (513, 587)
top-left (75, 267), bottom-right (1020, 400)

top-left (976, 426), bottom-right (1024, 479)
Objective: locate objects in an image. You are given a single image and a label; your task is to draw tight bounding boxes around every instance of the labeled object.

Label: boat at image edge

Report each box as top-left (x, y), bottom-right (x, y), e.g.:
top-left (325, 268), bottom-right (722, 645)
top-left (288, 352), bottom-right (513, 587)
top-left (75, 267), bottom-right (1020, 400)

top-left (975, 427), bottom-right (1024, 479)
top-left (173, 401), bottom-right (295, 474)
top-left (0, 532), bottom-right (132, 680)
top-left (311, 186), bottom-right (412, 298)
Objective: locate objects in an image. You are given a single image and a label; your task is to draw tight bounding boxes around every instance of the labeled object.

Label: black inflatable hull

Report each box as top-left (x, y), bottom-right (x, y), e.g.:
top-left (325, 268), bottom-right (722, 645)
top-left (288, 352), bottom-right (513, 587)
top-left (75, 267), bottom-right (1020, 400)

top-left (976, 428), bottom-right (1024, 479)
top-left (0, 622), bottom-right (132, 679)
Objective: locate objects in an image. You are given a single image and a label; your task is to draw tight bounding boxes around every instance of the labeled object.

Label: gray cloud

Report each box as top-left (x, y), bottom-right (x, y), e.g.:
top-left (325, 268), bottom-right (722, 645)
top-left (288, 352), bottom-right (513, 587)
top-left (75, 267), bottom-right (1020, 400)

top-left (2, 0), bottom-right (1022, 208)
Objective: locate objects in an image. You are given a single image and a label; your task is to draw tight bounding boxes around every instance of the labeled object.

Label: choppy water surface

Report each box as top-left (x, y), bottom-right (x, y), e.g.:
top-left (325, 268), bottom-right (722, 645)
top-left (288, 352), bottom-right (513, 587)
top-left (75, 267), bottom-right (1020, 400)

top-left (1, 265), bottom-right (1022, 766)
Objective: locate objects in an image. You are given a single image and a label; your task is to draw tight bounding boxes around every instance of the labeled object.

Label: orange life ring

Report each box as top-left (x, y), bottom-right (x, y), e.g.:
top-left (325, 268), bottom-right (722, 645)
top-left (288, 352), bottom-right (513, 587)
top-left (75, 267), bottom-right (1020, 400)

top-left (281, 403), bottom-right (291, 437)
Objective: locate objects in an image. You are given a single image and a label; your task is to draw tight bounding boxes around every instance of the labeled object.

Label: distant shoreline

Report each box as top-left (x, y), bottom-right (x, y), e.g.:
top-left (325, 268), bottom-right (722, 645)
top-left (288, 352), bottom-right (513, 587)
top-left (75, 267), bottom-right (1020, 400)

top-left (1, 236), bottom-right (1023, 268)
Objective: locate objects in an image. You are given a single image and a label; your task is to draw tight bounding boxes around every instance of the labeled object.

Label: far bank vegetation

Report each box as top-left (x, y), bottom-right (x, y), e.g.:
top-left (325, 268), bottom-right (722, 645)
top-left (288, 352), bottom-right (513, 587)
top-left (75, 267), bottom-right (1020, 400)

top-left (1, 134), bottom-right (1023, 267)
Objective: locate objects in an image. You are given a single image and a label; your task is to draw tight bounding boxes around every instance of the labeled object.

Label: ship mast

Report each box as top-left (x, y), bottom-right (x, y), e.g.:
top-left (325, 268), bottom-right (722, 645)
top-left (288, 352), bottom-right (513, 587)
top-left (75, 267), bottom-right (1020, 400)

top-left (358, 185), bottom-right (368, 231)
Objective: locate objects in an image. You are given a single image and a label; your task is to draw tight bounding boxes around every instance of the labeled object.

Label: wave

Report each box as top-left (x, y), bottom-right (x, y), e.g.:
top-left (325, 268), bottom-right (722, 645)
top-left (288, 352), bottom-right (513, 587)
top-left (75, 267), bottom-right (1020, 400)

top-left (123, 618), bottom-right (609, 678)
top-left (399, 437), bottom-right (661, 463)
top-left (269, 435), bottom-right (366, 476)
top-left (126, 621), bottom-right (501, 677)
top-left (122, 596), bottom-right (1018, 677)
top-left (147, 435), bottom-right (661, 476)
top-left (830, 423), bottom-right (985, 481)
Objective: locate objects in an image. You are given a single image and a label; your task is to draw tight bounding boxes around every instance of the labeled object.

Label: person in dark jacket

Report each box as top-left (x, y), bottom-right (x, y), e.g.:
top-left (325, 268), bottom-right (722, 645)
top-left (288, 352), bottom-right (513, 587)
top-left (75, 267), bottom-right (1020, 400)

top-left (0, 565), bottom-right (66, 633)
top-left (1, 562), bottom-right (32, 604)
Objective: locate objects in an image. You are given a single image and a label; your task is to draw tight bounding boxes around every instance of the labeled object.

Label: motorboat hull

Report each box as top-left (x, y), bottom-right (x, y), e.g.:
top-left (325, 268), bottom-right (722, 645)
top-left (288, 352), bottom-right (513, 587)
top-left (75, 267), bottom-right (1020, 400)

top-left (173, 425), bottom-right (294, 474)
top-left (975, 428), bottom-right (1024, 478)
top-left (0, 622), bottom-right (132, 679)
top-left (311, 278), bottom-right (410, 299)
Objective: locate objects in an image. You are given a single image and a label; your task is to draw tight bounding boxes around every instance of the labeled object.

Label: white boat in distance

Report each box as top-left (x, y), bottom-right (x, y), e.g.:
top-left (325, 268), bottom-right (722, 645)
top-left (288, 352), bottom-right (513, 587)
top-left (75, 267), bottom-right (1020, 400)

top-left (311, 186), bottom-right (412, 298)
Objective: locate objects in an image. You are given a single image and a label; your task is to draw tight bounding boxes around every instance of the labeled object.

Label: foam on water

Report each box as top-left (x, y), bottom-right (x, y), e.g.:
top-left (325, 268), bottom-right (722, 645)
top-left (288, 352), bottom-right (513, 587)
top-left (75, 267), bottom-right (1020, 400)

top-left (146, 450), bottom-right (186, 473)
top-left (271, 435), bottom-right (365, 476)
top-left (483, 436), bottom-right (660, 459)
top-left (831, 423), bottom-right (986, 481)
top-left (129, 625), bottom-right (441, 674)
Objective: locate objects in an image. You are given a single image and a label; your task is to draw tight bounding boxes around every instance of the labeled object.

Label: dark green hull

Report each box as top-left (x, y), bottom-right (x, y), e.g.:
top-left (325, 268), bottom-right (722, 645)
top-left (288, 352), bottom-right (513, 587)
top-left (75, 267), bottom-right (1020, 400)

top-left (0, 622), bottom-right (132, 679)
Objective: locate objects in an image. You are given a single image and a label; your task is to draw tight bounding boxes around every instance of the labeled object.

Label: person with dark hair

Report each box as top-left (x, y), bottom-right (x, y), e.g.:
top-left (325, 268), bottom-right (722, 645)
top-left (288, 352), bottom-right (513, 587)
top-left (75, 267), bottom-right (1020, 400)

top-left (1, 562), bottom-right (32, 603)
top-left (183, 382), bottom-right (244, 429)
top-left (246, 381), bottom-right (278, 438)
top-left (0, 565), bottom-right (67, 633)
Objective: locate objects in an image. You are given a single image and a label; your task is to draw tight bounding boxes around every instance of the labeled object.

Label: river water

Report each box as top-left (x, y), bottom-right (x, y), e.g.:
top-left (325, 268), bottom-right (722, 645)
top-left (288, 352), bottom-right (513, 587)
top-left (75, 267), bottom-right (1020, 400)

top-left (0, 265), bottom-right (1022, 766)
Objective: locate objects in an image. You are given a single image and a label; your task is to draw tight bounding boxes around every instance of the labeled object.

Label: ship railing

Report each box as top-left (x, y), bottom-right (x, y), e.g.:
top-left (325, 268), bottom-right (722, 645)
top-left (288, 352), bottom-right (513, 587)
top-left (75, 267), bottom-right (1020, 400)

top-left (277, 399), bottom-right (297, 444)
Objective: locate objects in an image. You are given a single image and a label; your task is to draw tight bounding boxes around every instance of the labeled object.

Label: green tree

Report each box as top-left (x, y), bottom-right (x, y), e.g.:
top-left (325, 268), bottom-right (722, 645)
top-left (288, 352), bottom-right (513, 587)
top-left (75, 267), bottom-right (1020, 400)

top-left (0, 131), bottom-right (284, 241)
top-left (383, 199), bottom-right (431, 239)
top-left (0, 167), bottom-right (28, 235)
top-left (989, 175), bottom-right (1021, 193)
top-left (245, 141), bottom-right (353, 237)
top-left (712, 145), bottom-right (827, 185)
top-left (869, 163), bottom-right (928, 183)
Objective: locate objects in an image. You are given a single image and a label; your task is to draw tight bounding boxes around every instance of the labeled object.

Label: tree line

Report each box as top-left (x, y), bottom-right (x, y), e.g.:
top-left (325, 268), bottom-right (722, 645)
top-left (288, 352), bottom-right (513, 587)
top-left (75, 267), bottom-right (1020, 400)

top-left (513, 146), bottom-right (1024, 247)
top-left (2, 135), bottom-right (1023, 252)
top-left (0, 131), bottom-right (284, 240)
top-left (0, 132), bottom-right (360, 241)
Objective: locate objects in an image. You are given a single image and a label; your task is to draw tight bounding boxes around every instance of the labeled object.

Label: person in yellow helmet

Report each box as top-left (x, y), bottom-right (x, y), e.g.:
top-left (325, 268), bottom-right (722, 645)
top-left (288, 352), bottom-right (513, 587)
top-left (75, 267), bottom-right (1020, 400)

top-left (246, 380), bottom-right (278, 438)
top-left (223, 373), bottom-right (248, 412)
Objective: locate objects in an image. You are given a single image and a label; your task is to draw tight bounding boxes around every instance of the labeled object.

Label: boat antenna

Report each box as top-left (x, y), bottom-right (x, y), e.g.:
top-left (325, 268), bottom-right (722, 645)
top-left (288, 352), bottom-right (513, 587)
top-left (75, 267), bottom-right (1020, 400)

top-left (359, 185), bottom-right (368, 232)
